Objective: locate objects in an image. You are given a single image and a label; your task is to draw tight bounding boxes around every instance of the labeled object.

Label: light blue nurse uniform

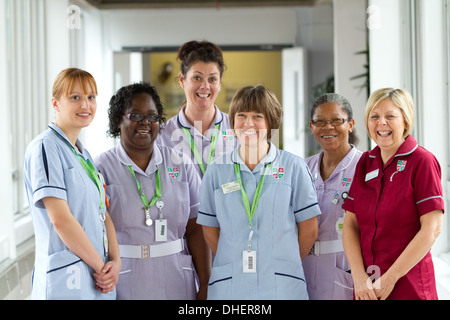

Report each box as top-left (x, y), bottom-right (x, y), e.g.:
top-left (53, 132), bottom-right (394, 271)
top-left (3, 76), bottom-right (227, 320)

top-left (155, 105), bottom-right (237, 177)
top-left (197, 142), bottom-right (321, 300)
top-left (23, 123), bottom-right (114, 300)
top-left (303, 145), bottom-right (362, 300)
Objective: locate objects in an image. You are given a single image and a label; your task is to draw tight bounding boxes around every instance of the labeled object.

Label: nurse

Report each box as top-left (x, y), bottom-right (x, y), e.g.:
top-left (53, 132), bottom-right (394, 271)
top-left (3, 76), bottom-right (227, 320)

top-left (303, 93), bottom-right (362, 300)
top-left (23, 68), bottom-right (120, 300)
top-left (156, 40), bottom-right (236, 177)
top-left (197, 85), bottom-right (320, 299)
top-left (95, 82), bottom-right (210, 299)
top-left (342, 88), bottom-right (444, 300)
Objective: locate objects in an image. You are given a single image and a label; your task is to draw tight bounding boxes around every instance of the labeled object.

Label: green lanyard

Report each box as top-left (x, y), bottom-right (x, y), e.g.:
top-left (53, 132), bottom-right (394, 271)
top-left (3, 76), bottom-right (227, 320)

top-left (127, 165), bottom-right (162, 210)
top-left (51, 128), bottom-right (104, 210)
top-left (182, 123), bottom-right (220, 175)
top-left (234, 163), bottom-right (271, 227)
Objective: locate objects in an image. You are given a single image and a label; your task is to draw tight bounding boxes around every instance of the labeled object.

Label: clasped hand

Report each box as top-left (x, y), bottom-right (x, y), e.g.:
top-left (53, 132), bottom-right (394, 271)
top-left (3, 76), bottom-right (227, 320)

top-left (354, 271), bottom-right (397, 300)
top-left (94, 260), bottom-right (121, 294)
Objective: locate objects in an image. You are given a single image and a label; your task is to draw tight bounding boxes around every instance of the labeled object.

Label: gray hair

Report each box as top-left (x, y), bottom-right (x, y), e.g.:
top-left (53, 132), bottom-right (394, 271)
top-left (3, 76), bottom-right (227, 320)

top-left (310, 93), bottom-right (359, 146)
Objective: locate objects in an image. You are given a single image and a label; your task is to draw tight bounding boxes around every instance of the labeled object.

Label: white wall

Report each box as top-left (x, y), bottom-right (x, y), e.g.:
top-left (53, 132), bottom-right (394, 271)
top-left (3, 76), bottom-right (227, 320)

top-left (45, 0), bottom-right (71, 110)
top-left (333, 0), bottom-right (369, 152)
top-left (415, 0), bottom-right (448, 255)
top-left (103, 7), bottom-right (298, 51)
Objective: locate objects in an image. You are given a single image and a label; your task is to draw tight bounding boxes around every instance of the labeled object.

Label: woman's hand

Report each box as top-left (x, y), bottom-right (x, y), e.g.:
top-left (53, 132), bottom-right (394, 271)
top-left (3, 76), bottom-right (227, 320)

top-left (352, 271), bottom-right (378, 300)
top-left (94, 259), bottom-right (121, 294)
top-left (372, 271), bottom-right (398, 300)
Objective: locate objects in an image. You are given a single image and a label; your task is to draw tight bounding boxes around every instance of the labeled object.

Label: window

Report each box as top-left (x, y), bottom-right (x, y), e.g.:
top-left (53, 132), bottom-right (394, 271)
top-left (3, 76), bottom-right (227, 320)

top-left (1, 0), bottom-right (48, 260)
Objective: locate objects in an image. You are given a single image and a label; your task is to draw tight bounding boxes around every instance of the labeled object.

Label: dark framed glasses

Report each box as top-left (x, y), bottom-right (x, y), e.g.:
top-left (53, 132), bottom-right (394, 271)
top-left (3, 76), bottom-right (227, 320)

top-left (124, 113), bottom-right (160, 123)
top-left (311, 118), bottom-right (349, 127)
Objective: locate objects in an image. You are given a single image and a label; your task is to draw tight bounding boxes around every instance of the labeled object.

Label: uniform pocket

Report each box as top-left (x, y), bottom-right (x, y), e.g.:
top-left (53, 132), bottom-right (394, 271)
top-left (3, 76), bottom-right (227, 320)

top-left (179, 254), bottom-right (197, 300)
top-left (46, 250), bottom-right (96, 300)
top-left (274, 259), bottom-right (308, 300)
top-left (207, 263), bottom-right (233, 300)
top-left (332, 268), bottom-right (353, 300)
top-left (116, 258), bottom-right (132, 300)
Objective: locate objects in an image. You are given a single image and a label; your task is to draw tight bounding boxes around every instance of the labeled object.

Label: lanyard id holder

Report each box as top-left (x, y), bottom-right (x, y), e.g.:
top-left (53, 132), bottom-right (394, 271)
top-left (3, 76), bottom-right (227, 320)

top-left (127, 165), bottom-right (162, 227)
top-left (243, 230), bottom-right (256, 273)
top-left (155, 200), bottom-right (167, 242)
top-left (235, 164), bottom-right (271, 274)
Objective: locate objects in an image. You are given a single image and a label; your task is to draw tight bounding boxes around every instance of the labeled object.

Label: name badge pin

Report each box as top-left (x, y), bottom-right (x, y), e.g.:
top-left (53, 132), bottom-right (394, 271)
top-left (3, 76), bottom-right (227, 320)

top-left (365, 169), bottom-right (379, 182)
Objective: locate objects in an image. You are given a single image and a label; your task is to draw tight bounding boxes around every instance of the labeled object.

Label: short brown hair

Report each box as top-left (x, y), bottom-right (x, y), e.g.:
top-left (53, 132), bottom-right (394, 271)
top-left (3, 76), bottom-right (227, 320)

top-left (229, 85), bottom-right (283, 139)
top-left (52, 68), bottom-right (98, 100)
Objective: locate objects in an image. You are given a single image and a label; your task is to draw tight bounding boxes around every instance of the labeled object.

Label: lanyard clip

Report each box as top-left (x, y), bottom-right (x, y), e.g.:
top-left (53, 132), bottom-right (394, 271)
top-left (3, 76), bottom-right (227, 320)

top-left (247, 229), bottom-right (254, 251)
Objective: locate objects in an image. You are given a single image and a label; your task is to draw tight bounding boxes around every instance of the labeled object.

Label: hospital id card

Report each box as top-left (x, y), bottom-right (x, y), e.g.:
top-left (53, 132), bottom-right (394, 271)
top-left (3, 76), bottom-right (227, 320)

top-left (243, 250), bottom-right (256, 273)
top-left (155, 219), bottom-right (167, 242)
top-left (222, 181), bottom-right (241, 194)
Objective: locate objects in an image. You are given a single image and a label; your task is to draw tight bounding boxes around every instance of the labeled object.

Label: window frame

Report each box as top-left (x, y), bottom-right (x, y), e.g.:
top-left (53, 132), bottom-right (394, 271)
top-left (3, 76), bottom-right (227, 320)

top-left (5, 0), bottom-right (48, 248)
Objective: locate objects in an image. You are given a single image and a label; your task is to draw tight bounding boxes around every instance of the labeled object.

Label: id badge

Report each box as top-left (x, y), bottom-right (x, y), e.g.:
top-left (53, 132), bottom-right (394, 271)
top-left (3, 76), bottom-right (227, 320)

top-left (243, 250), bottom-right (256, 273)
top-left (222, 181), bottom-right (241, 194)
top-left (155, 219), bottom-right (167, 242)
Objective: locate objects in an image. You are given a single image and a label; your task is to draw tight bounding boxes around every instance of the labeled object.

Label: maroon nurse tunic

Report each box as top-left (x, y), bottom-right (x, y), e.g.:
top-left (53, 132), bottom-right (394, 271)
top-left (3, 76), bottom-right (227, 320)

top-left (343, 135), bottom-right (444, 299)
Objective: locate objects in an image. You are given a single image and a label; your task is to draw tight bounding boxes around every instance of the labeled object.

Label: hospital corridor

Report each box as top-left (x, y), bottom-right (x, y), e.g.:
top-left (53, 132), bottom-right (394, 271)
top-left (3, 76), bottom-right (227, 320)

top-left (0, 0), bottom-right (450, 302)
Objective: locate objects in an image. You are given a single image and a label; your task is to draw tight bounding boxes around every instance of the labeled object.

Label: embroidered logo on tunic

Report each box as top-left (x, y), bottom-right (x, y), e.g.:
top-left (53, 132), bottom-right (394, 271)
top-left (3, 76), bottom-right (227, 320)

top-left (342, 177), bottom-right (352, 187)
top-left (222, 130), bottom-right (234, 141)
top-left (272, 167), bottom-right (284, 179)
top-left (167, 167), bottom-right (179, 178)
top-left (396, 160), bottom-right (407, 171)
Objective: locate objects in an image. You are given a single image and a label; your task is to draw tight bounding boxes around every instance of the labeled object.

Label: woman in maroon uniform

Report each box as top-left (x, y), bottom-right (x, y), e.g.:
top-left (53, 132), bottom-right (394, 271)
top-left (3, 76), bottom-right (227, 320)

top-left (342, 88), bottom-right (444, 300)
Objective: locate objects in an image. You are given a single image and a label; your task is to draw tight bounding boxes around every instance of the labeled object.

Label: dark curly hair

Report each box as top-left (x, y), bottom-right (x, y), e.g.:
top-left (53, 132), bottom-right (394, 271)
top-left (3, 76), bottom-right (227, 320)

top-left (177, 40), bottom-right (226, 78)
top-left (107, 82), bottom-right (166, 138)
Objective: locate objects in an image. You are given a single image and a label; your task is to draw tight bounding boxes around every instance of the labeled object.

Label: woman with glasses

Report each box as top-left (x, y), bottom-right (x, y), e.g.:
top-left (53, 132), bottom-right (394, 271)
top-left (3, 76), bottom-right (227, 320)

top-left (95, 82), bottom-right (210, 299)
top-left (302, 93), bottom-right (362, 300)
top-left (156, 40), bottom-right (236, 177)
top-left (23, 68), bottom-right (120, 299)
top-left (342, 88), bottom-right (444, 300)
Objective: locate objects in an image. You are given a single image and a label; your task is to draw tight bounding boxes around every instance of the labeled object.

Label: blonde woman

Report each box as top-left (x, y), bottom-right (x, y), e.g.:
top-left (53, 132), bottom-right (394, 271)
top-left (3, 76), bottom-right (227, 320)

top-left (342, 88), bottom-right (444, 300)
top-left (23, 68), bottom-right (120, 299)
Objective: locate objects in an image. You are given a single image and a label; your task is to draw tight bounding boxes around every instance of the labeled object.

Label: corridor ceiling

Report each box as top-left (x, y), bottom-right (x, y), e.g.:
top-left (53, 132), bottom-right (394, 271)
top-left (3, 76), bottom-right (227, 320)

top-left (84, 0), bottom-right (323, 9)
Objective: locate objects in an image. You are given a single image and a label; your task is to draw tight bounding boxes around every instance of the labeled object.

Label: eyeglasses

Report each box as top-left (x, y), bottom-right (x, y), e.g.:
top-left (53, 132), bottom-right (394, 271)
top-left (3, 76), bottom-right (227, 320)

top-left (311, 118), bottom-right (349, 127)
top-left (124, 113), bottom-right (160, 123)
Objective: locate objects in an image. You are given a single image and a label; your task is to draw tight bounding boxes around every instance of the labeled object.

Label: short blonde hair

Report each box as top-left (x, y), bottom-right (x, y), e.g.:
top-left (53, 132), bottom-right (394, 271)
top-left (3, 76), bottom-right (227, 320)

top-left (52, 68), bottom-right (98, 100)
top-left (364, 88), bottom-right (415, 138)
top-left (229, 85), bottom-right (283, 139)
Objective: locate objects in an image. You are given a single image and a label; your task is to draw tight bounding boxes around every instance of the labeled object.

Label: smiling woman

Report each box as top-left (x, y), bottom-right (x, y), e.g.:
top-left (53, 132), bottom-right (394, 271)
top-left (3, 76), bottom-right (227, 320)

top-left (303, 93), bottom-right (361, 300)
top-left (197, 85), bottom-right (320, 300)
top-left (364, 88), bottom-right (414, 165)
top-left (156, 40), bottom-right (237, 177)
top-left (23, 68), bottom-right (121, 299)
top-left (94, 81), bottom-right (210, 300)
top-left (51, 68), bottom-right (99, 145)
top-left (342, 87), bottom-right (444, 300)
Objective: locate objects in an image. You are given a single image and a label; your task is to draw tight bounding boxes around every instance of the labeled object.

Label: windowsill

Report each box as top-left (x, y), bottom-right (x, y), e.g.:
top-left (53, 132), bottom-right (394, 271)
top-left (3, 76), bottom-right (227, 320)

top-left (0, 237), bottom-right (35, 276)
